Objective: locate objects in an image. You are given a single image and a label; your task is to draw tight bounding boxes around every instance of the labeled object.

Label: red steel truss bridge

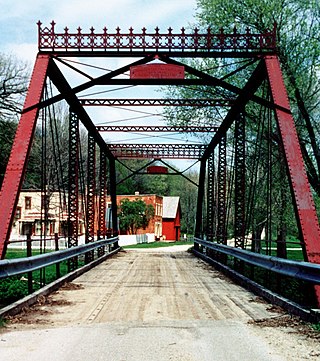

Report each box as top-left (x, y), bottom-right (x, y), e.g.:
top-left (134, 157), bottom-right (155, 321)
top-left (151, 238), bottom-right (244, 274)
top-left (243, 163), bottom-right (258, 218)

top-left (1, 21), bottom-right (320, 314)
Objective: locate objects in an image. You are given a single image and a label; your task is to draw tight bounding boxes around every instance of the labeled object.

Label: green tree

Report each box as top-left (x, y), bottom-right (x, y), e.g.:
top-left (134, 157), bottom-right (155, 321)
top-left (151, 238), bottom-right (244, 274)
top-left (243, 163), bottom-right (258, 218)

top-left (193, 0), bottom-right (320, 196)
top-left (163, 0), bottom-right (320, 240)
top-left (118, 198), bottom-right (155, 234)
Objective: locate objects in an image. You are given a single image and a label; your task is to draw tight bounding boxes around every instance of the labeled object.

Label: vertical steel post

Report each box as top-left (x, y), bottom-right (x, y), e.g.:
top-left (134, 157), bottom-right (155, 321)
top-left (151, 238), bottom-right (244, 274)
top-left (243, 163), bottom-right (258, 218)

top-left (195, 158), bottom-right (207, 242)
top-left (85, 134), bottom-right (95, 263)
top-left (109, 157), bottom-right (118, 248)
top-left (234, 113), bottom-right (246, 248)
top-left (0, 55), bottom-right (50, 259)
top-left (265, 55), bottom-right (320, 306)
top-left (27, 233), bottom-right (33, 294)
top-left (217, 135), bottom-right (227, 244)
top-left (98, 149), bottom-right (107, 256)
top-left (68, 110), bottom-right (79, 271)
top-left (55, 232), bottom-right (60, 278)
top-left (207, 153), bottom-right (215, 242)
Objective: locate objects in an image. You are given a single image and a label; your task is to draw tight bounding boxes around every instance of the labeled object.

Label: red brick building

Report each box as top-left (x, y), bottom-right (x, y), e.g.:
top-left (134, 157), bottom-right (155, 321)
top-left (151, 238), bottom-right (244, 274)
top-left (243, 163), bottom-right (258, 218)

top-left (109, 194), bottom-right (181, 241)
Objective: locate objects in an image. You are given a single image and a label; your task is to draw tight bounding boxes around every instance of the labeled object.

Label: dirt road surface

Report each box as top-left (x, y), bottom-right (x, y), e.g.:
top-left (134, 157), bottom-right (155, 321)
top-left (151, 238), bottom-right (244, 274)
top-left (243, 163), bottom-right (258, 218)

top-left (1, 246), bottom-right (319, 360)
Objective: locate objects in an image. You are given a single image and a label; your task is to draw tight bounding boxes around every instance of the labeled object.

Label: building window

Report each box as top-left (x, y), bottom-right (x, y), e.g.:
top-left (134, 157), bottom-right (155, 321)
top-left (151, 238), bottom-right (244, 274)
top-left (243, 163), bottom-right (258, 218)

top-left (41, 194), bottom-right (50, 212)
top-left (15, 207), bottom-right (21, 220)
top-left (34, 220), bottom-right (54, 236)
top-left (25, 196), bottom-right (32, 210)
top-left (155, 203), bottom-right (162, 216)
top-left (21, 221), bottom-right (33, 236)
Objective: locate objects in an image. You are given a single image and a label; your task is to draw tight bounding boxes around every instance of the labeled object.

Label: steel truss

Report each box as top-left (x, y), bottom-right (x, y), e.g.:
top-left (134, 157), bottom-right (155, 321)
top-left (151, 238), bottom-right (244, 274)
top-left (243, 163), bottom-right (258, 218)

top-left (80, 98), bottom-right (233, 107)
top-left (234, 113), bottom-right (246, 248)
top-left (68, 111), bottom-right (79, 271)
top-left (0, 20), bottom-right (319, 307)
top-left (206, 153), bottom-right (215, 242)
top-left (98, 151), bottom-right (107, 237)
top-left (195, 160), bottom-right (207, 241)
top-left (85, 134), bottom-right (96, 263)
top-left (98, 149), bottom-right (107, 256)
top-left (108, 144), bottom-right (206, 159)
top-left (97, 126), bottom-right (218, 132)
top-left (216, 136), bottom-right (227, 244)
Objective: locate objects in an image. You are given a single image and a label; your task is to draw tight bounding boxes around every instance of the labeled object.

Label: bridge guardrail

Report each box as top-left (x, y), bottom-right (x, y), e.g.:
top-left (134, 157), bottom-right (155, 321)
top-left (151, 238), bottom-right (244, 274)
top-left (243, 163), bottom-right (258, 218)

top-left (0, 237), bottom-right (119, 279)
top-left (194, 238), bottom-right (320, 284)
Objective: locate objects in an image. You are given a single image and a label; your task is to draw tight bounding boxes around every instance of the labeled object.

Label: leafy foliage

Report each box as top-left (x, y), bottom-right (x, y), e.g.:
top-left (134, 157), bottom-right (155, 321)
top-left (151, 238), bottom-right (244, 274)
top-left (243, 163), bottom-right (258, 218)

top-left (118, 198), bottom-right (155, 234)
top-left (163, 0), bottom-right (320, 245)
top-left (0, 277), bottom-right (28, 306)
top-left (194, 0), bottom-right (320, 195)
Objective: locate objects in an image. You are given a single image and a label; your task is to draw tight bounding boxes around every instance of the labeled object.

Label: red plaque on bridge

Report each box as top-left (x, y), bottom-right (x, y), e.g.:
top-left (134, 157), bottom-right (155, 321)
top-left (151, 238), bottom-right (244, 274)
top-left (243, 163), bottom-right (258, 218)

top-left (147, 166), bottom-right (168, 174)
top-left (130, 64), bottom-right (185, 79)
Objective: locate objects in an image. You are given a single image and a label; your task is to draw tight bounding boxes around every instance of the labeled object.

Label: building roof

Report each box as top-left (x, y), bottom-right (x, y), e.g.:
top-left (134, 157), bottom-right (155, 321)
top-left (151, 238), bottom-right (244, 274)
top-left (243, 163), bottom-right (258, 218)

top-left (162, 196), bottom-right (180, 219)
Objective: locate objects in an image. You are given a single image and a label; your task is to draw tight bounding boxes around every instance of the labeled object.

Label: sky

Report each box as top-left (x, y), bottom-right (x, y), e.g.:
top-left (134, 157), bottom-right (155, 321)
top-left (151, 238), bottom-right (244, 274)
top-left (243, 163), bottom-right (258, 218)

top-left (0, 0), bottom-right (201, 171)
top-left (0, 0), bottom-right (198, 63)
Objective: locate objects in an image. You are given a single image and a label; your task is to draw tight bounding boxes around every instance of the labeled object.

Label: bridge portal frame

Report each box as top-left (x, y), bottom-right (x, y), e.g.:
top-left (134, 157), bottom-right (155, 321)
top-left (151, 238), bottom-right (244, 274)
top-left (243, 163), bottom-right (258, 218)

top-left (0, 21), bottom-right (319, 304)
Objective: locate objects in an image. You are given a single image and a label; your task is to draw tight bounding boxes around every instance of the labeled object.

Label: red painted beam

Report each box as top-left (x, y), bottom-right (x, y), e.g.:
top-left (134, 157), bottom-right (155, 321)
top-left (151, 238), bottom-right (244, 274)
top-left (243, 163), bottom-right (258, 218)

top-left (265, 55), bottom-right (320, 304)
top-left (0, 54), bottom-right (50, 259)
top-left (130, 64), bottom-right (184, 79)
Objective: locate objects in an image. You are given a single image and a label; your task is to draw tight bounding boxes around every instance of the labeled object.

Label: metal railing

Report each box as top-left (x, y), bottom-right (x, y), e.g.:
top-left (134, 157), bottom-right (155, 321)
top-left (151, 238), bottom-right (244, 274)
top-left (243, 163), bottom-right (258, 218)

top-left (0, 236), bottom-right (119, 279)
top-left (194, 238), bottom-right (320, 284)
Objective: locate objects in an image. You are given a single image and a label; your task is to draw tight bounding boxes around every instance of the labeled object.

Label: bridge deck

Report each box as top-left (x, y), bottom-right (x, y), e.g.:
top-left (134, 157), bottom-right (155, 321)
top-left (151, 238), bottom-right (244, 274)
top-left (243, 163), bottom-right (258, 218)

top-left (2, 247), bottom-right (319, 360)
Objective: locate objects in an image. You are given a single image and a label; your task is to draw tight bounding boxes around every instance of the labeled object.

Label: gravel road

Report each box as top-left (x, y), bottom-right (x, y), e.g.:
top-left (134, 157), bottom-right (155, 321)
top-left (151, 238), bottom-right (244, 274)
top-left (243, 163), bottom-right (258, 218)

top-left (1, 247), bottom-right (319, 360)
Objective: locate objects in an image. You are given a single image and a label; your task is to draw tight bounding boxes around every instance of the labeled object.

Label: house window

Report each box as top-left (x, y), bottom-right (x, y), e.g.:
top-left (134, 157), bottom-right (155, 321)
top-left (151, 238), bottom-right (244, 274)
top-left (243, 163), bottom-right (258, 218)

top-left (25, 196), bottom-right (32, 210)
top-left (15, 207), bottom-right (21, 220)
top-left (34, 220), bottom-right (54, 236)
top-left (21, 221), bottom-right (33, 236)
top-left (41, 194), bottom-right (50, 211)
top-left (155, 203), bottom-right (162, 216)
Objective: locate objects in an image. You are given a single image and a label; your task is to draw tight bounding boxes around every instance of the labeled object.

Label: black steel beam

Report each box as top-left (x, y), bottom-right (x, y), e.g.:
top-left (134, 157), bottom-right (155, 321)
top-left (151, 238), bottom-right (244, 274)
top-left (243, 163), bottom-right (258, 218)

top-left (25, 54), bottom-right (155, 113)
top-left (158, 56), bottom-right (279, 112)
top-left (80, 98), bottom-right (233, 107)
top-left (85, 134), bottom-right (95, 263)
top-left (207, 153), bottom-right (215, 242)
top-left (109, 157), bottom-right (118, 237)
top-left (195, 159), bottom-right (207, 240)
top-left (108, 144), bottom-right (206, 159)
top-left (68, 111), bottom-right (79, 271)
top-left (234, 113), bottom-right (246, 249)
top-left (96, 125), bottom-right (218, 132)
top-left (47, 59), bottom-right (114, 160)
top-left (94, 79), bottom-right (232, 86)
top-left (40, 50), bottom-right (276, 59)
top-left (201, 60), bottom-right (267, 161)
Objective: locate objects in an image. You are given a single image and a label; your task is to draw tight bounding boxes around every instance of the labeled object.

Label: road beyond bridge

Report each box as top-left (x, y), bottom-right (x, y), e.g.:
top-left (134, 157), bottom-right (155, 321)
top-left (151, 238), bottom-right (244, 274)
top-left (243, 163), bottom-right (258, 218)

top-left (1, 247), bottom-right (319, 360)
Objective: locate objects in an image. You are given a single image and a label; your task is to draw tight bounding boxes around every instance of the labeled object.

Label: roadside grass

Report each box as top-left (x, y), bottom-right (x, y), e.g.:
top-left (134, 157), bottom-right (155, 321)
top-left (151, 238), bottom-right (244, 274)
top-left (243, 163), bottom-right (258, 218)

top-left (122, 241), bottom-right (194, 249)
top-left (311, 323), bottom-right (320, 332)
top-left (1, 248), bottom-right (83, 307)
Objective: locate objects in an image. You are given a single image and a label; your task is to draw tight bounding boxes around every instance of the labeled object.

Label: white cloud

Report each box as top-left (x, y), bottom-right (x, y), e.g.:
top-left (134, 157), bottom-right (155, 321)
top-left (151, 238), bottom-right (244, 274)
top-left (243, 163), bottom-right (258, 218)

top-left (3, 42), bottom-right (38, 67)
top-left (1, 0), bottom-right (197, 63)
top-left (49, 0), bottom-right (196, 31)
top-left (0, 0), bottom-right (199, 171)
